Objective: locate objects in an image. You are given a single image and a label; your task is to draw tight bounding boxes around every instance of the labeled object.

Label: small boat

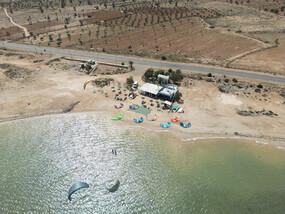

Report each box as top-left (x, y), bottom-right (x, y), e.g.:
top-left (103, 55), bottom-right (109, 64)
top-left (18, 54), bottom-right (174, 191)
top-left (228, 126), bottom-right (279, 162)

top-left (133, 117), bottom-right (144, 123)
top-left (112, 113), bottom-right (124, 121)
top-left (160, 122), bottom-right (172, 128)
top-left (105, 179), bottom-right (120, 193)
top-left (180, 122), bottom-right (192, 128)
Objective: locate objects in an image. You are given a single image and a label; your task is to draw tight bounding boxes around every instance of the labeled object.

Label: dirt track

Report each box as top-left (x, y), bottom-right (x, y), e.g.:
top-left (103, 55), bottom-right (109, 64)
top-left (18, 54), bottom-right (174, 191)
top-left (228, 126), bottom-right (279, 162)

top-left (3, 8), bottom-right (30, 37)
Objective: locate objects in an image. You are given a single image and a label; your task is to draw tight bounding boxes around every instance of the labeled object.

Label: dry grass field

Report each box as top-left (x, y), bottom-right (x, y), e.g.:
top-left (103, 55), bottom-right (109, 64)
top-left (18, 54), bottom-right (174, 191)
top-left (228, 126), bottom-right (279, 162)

top-left (216, 0), bottom-right (285, 16)
top-left (230, 33), bottom-right (285, 75)
top-left (1, 0), bottom-right (285, 74)
top-left (77, 18), bottom-right (262, 64)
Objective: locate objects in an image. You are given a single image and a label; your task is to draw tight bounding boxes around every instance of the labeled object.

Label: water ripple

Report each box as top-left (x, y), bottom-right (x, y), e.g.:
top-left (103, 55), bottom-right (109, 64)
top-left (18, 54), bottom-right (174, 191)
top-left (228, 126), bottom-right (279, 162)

top-left (0, 112), bottom-right (285, 213)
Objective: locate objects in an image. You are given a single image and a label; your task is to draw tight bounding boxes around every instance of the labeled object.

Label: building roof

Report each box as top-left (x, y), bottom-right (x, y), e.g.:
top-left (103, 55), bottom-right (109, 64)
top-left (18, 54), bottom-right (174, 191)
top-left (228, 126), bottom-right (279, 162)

top-left (164, 101), bottom-right (172, 106)
top-left (139, 83), bottom-right (162, 95)
top-left (159, 84), bottom-right (178, 97)
top-left (158, 74), bottom-right (169, 80)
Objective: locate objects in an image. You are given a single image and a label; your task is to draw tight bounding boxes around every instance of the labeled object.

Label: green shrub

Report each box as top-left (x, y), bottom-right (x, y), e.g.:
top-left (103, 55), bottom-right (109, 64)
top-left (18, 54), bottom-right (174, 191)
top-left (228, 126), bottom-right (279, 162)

top-left (257, 84), bottom-right (263, 89)
top-left (126, 76), bottom-right (134, 89)
top-left (224, 78), bottom-right (230, 83)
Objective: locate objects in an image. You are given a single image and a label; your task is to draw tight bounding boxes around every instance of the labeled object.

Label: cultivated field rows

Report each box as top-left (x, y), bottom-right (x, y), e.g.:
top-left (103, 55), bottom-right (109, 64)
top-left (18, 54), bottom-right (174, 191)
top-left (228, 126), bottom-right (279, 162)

top-left (1, 0), bottom-right (285, 73)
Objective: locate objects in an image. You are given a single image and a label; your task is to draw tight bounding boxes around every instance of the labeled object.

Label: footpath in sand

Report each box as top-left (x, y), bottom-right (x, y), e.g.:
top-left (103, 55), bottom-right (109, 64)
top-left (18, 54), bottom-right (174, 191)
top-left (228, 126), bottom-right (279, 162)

top-left (3, 8), bottom-right (30, 37)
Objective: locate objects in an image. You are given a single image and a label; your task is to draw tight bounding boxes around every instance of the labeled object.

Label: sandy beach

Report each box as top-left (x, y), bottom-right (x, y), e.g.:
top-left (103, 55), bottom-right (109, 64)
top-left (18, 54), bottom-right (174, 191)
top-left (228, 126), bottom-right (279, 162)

top-left (0, 48), bottom-right (285, 145)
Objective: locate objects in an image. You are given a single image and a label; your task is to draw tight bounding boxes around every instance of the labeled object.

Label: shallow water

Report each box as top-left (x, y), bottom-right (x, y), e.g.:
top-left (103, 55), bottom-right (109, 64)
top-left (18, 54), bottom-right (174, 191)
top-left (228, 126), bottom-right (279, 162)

top-left (0, 112), bottom-right (285, 214)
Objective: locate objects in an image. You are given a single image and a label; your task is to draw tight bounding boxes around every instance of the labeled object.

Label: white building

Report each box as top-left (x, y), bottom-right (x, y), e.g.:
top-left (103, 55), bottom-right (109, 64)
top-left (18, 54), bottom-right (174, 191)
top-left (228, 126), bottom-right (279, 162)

top-left (139, 83), bottom-right (178, 100)
top-left (139, 83), bottom-right (162, 98)
top-left (158, 74), bottom-right (169, 85)
top-left (158, 84), bottom-right (178, 101)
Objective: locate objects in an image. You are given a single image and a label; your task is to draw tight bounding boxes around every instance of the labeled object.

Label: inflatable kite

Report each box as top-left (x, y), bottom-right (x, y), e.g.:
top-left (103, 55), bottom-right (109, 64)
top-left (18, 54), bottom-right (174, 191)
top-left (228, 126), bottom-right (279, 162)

top-left (133, 117), bottom-right (144, 123)
top-left (129, 104), bottom-right (139, 110)
top-left (105, 179), bottom-right (120, 193)
top-left (147, 114), bottom-right (157, 121)
top-left (112, 113), bottom-right (124, 121)
top-left (160, 122), bottom-right (172, 128)
top-left (114, 103), bottom-right (124, 109)
top-left (170, 117), bottom-right (180, 123)
top-left (180, 122), bottom-right (192, 128)
top-left (68, 181), bottom-right (89, 201)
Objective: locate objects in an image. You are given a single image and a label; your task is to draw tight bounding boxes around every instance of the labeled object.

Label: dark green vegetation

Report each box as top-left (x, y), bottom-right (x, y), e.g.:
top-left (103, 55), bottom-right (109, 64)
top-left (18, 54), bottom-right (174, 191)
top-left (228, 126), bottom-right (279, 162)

top-left (143, 68), bottom-right (183, 84)
top-left (126, 75), bottom-right (134, 89)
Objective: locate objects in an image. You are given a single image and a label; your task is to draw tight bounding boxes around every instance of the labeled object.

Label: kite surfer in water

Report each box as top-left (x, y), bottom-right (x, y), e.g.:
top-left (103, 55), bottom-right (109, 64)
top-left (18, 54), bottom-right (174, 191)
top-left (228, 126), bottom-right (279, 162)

top-left (112, 149), bottom-right (117, 155)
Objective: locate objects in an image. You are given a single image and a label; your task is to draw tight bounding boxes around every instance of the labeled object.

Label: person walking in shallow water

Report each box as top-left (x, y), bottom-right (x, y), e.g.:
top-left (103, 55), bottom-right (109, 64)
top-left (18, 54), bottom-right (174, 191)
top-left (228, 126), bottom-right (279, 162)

top-left (112, 149), bottom-right (117, 155)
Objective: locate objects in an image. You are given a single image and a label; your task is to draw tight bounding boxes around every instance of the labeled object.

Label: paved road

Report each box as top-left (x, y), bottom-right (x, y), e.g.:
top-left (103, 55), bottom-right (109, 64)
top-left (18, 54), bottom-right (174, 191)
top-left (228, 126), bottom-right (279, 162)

top-left (1, 41), bottom-right (285, 85)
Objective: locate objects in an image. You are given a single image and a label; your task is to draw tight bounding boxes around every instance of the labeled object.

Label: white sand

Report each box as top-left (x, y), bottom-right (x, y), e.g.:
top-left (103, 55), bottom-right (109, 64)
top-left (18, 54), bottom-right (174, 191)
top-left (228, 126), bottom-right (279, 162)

top-left (1, 50), bottom-right (285, 144)
top-left (218, 94), bottom-right (242, 106)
